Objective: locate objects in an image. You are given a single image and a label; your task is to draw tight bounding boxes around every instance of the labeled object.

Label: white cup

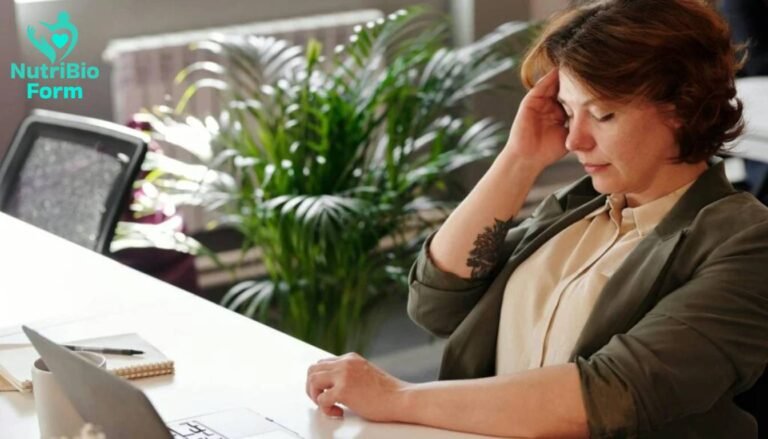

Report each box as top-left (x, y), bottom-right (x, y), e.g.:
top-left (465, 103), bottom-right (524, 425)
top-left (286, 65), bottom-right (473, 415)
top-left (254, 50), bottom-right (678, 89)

top-left (32, 352), bottom-right (107, 439)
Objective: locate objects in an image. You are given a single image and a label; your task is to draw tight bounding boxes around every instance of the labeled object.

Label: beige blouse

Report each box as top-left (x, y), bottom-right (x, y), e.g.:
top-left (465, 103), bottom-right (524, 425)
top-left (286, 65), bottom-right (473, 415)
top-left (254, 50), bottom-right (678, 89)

top-left (496, 182), bottom-right (693, 375)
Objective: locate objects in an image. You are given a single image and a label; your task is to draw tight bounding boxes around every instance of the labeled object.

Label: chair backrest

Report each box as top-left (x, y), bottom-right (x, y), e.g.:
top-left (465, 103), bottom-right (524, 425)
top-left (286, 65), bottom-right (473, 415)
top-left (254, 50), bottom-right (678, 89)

top-left (0, 110), bottom-right (148, 254)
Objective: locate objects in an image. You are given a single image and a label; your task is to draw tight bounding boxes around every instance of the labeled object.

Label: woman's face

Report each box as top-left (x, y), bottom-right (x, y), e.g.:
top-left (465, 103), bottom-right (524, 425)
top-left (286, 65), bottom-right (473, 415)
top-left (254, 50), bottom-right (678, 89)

top-left (556, 68), bottom-right (705, 206)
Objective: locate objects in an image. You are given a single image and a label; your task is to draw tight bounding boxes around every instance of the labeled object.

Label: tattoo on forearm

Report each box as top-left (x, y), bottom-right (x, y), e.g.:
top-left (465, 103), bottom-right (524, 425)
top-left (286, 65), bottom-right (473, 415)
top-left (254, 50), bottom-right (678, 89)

top-left (466, 217), bottom-right (515, 280)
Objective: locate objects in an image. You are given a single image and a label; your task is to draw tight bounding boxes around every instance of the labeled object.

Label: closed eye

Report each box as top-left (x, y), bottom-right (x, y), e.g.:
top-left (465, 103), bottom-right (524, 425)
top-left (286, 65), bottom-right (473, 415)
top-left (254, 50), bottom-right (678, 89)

top-left (595, 113), bottom-right (614, 122)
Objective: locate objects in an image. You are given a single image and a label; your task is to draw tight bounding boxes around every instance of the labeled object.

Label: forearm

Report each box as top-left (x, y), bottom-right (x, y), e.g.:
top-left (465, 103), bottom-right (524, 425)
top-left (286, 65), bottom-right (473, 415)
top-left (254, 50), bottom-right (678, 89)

top-left (429, 148), bottom-right (541, 280)
top-left (396, 363), bottom-right (589, 438)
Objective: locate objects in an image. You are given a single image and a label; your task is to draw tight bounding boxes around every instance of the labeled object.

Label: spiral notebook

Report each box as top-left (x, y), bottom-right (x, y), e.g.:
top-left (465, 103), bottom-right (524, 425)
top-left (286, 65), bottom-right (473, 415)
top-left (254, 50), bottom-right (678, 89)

top-left (0, 333), bottom-right (174, 392)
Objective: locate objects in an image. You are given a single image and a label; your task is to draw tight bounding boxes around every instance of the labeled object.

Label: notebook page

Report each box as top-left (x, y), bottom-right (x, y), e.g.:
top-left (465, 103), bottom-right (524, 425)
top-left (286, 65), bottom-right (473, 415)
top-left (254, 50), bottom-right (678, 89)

top-left (0, 333), bottom-right (173, 392)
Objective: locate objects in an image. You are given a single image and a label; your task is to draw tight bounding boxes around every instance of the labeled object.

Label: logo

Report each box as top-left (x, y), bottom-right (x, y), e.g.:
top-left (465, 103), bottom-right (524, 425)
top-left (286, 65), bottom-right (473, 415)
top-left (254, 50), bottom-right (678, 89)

top-left (26, 11), bottom-right (78, 63)
top-left (10, 10), bottom-right (99, 101)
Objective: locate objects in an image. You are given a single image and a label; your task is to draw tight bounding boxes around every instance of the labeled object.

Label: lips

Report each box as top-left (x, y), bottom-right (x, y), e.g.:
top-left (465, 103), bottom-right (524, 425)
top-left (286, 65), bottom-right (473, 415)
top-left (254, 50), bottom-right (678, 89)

top-left (583, 163), bottom-right (610, 173)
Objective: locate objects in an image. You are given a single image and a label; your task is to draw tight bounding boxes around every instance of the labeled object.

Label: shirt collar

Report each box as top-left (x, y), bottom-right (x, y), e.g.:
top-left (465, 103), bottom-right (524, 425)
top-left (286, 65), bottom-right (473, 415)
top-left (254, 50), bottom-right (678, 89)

top-left (629, 181), bottom-right (694, 237)
top-left (583, 181), bottom-right (695, 237)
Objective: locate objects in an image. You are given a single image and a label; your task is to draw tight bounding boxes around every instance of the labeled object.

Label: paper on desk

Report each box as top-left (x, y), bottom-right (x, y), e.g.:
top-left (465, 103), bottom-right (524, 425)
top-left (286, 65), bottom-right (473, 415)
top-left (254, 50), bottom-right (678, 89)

top-left (0, 373), bottom-right (14, 391)
top-left (0, 333), bottom-right (174, 392)
top-left (0, 342), bottom-right (28, 390)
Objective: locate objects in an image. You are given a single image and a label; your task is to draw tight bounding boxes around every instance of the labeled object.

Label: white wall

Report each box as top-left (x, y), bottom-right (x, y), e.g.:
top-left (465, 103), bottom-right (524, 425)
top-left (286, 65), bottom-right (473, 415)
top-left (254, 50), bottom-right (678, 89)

top-left (12, 0), bottom-right (568, 124)
top-left (0, 0), bottom-right (27, 159)
top-left (14, 0), bottom-right (449, 123)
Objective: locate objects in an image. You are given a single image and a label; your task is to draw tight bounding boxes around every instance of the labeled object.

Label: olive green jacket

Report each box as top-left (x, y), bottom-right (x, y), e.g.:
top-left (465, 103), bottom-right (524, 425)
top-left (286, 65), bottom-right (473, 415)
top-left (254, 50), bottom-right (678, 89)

top-left (407, 160), bottom-right (768, 438)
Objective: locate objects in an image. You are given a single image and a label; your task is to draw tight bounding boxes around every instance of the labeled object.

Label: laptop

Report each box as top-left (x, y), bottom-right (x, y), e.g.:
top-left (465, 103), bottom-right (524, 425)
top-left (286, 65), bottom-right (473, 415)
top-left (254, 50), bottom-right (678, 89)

top-left (23, 326), bottom-right (302, 439)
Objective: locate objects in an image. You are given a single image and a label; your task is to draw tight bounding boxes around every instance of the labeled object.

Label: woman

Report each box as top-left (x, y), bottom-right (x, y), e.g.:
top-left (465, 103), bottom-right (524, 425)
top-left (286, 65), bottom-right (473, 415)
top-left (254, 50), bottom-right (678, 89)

top-left (306, 0), bottom-right (768, 437)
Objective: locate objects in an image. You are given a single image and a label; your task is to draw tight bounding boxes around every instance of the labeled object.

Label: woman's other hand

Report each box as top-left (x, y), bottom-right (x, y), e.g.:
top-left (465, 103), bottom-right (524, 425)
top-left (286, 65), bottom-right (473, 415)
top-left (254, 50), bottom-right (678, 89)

top-left (306, 352), bottom-right (409, 421)
top-left (504, 68), bottom-right (569, 172)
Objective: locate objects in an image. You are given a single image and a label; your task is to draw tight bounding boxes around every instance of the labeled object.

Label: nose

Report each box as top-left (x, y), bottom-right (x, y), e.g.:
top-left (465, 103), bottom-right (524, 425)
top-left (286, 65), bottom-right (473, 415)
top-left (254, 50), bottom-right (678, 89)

top-left (565, 115), bottom-right (596, 152)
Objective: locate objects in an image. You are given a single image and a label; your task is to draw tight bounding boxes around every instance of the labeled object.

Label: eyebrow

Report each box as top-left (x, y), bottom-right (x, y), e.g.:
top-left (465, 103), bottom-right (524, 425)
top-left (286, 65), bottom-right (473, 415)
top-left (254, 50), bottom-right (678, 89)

top-left (557, 96), bottom-right (601, 107)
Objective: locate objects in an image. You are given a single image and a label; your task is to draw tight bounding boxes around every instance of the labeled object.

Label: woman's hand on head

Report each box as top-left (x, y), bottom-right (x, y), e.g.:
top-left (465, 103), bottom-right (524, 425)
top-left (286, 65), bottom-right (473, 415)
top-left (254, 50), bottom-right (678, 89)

top-left (504, 68), bottom-right (569, 172)
top-left (305, 352), bottom-right (409, 422)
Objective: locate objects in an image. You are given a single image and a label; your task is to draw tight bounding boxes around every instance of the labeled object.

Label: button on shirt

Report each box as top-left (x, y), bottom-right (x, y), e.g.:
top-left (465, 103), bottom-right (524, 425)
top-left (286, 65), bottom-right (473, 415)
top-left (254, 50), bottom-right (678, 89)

top-left (496, 183), bottom-right (693, 375)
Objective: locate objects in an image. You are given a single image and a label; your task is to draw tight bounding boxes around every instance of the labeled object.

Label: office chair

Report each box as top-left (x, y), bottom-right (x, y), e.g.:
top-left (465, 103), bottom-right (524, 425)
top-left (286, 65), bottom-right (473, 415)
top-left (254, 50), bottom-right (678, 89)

top-left (0, 109), bottom-right (148, 254)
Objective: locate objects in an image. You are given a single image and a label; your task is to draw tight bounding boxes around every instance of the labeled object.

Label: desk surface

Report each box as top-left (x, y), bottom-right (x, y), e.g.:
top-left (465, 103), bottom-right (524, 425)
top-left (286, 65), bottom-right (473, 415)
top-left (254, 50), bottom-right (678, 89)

top-left (0, 213), bottom-right (487, 439)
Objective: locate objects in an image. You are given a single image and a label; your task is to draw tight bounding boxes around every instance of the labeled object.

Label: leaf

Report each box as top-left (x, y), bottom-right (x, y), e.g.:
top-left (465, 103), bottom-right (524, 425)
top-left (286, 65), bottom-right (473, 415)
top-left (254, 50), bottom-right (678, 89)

top-left (110, 221), bottom-right (203, 254)
top-left (175, 79), bottom-right (229, 114)
top-left (174, 61), bottom-right (226, 85)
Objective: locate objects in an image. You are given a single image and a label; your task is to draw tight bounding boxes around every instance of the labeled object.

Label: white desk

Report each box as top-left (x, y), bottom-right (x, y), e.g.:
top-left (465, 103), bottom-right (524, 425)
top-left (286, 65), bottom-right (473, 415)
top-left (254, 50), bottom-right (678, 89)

top-left (0, 213), bottom-right (487, 439)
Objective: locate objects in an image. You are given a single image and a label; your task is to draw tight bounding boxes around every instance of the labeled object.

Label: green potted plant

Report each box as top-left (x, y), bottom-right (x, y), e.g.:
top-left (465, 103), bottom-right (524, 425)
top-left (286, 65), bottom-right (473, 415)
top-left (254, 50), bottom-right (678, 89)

top-left (126, 7), bottom-right (530, 354)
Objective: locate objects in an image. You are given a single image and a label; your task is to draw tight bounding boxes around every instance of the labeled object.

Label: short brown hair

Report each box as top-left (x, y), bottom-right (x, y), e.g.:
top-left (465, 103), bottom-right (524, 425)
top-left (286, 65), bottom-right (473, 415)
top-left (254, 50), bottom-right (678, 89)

top-left (521, 0), bottom-right (745, 163)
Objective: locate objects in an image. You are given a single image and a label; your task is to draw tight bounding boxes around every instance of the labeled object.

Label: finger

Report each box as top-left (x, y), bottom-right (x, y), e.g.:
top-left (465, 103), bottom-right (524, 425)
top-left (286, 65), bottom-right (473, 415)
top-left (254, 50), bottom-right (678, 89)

top-left (307, 370), bottom-right (336, 403)
top-left (307, 370), bottom-right (336, 404)
top-left (530, 68), bottom-right (560, 98)
top-left (324, 405), bottom-right (344, 419)
top-left (306, 357), bottom-right (343, 399)
top-left (317, 388), bottom-right (344, 418)
top-left (535, 67), bottom-right (558, 86)
top-left (533, 69), bottom-right (559, 98)
top-left (307, 357), bottom-right (340, 375)
top-left (317, 387), bottom-right (338, 410)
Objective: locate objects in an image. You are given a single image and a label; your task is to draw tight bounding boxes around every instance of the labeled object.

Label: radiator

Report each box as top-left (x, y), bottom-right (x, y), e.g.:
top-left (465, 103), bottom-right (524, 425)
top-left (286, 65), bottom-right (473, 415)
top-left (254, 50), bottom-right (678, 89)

top-left (102, 9), bottom-right (383, 233)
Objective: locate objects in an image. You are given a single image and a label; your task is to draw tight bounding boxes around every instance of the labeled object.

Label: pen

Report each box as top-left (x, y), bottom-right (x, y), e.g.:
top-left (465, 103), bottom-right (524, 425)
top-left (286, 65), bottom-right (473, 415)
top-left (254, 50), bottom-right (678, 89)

top-left (62, 345), bottom-right (144, 356)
